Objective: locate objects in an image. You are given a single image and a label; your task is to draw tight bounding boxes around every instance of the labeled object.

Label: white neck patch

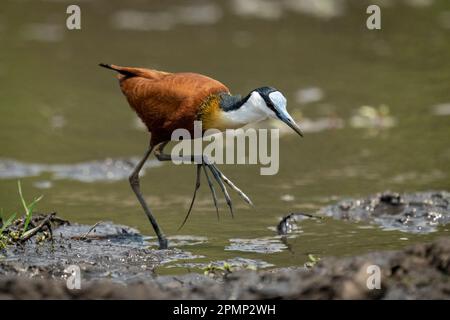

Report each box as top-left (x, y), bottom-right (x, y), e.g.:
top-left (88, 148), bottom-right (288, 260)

top-left (220, 92), bottom-right (270, 127)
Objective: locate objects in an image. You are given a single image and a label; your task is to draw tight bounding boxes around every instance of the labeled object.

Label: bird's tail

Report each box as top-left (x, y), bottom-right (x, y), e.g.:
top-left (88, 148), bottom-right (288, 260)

top-left (99, 63), bottom-right (135, 76)
top-left (99, 63), bottom-right (169, 79)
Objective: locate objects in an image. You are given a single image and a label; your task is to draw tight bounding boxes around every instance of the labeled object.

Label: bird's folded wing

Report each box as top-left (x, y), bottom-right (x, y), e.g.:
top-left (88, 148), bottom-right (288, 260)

top-left (120, 72), bottom-right (229, 111)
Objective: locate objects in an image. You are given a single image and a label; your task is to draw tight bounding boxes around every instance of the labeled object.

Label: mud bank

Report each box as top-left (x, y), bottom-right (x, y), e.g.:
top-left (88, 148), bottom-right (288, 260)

top-left (319, 191), bottom-right (450, 233)
top-left (1, 190), bottom-right (449, 299)
top-left (1, 237), bottom-right (449, 299)
top-left (0, 219), bottom-right (199, 282)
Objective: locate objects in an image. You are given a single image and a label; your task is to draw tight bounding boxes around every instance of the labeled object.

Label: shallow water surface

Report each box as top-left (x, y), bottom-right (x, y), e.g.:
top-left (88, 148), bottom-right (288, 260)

top-left (1, 0), bottom-right (449, 274)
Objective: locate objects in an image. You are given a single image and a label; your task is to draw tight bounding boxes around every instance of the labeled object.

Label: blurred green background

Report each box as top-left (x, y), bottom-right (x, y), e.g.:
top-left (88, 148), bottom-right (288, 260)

top-left (0, 0), bottom-right (449, 273)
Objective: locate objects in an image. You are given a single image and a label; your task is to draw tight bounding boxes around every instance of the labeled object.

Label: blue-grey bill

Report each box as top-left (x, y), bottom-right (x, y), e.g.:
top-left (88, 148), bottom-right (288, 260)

top-left (283, 118), bottom-right (303, 137)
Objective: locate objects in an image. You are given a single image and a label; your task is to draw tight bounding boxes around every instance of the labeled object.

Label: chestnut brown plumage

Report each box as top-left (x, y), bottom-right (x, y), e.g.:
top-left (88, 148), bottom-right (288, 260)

top-left (101, 64), bottom-right (229, 145)
top-left (100, 63), bottom-right (302, 249)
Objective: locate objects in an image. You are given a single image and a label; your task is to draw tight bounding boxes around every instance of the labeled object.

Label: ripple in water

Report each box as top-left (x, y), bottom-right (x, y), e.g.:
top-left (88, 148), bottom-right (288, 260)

top-left (169, 257), bottom-right (274, 270)
top-left (145, 235), bottom-right (208, 247)
top-left (0, 158), bottom-right (162, 183)
top-left (226, 237), bottom-right (288, 253)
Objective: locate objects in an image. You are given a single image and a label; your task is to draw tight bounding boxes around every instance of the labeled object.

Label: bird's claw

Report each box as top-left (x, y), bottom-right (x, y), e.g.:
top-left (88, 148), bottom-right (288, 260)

top-left (214, 168), bottom-right (254, 206)
top-left (178, 164), bottom-right (202, 230)
top-left (206, 163), bottom-right (234, 218)
top-left (202, 165), bottom-right (219, 220)
top-left (179, 157), bottom-right (253, 229)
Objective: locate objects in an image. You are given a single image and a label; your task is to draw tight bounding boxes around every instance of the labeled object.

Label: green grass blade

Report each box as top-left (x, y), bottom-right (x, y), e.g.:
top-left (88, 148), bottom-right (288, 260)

top-left (18, 181), bottom-right (43, 233)
top-left (0, 213), bottom-right (16, 234)
top-left (18, 181), bottom-right (28, 215)
top-left (22, 195), bottom-right (43, 233)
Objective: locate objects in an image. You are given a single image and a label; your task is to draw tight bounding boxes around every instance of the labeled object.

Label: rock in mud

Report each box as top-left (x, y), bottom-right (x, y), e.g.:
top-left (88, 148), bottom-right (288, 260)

top-left (276, 212), bottom-right (320, 235)
top-left (319, 191), bottom-right (450, 233)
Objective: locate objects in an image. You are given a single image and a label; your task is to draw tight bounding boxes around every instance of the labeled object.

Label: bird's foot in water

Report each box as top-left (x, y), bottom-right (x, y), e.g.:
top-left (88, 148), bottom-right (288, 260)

top-left (158, 236), bottom-right (169, 250)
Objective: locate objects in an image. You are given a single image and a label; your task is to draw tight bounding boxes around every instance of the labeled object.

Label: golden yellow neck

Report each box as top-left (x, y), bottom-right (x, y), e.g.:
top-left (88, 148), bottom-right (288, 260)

top-left (198, 95), bottom-right (226, 131)
top-left (199, 92), bottom-right (269, 131)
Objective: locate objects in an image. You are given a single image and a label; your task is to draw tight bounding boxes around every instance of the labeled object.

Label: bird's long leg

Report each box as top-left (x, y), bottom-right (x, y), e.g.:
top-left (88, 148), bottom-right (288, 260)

top-left (202, 165), bottom-right (219, 220)
top-left (129, 144), bottom-right (168, 249)
top-left (208, 162), bottom-right (253, 206)
top-left (154, 142), bottom-right (252, 221)
top-left (203, 160), bottom-right (234, 218)
top-left (200, 154), bottom-right (252, 207)
top-left (167, 147), bottom-right (252, 207)
top-left (178, 164), bottom-right (202, 230)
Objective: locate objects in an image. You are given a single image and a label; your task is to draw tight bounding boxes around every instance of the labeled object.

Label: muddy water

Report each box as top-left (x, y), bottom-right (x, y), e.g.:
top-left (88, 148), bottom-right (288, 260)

top-left (1, 0), bottom-right (450, 274)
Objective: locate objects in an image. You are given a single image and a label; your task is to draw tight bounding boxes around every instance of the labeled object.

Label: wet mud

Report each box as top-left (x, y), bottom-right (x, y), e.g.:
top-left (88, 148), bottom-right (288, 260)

top-left (0, 219), bottom-right (199, 283)
top-left (318, 191), bottom-right (450, 233)
top-left (1, 190), bottom-right (449, 299)
top-left (1, 237), bottom-right (449, 299)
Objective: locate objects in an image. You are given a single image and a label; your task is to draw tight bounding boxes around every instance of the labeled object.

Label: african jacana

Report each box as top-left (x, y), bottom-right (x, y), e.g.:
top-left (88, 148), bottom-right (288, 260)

top-left (100, 64), bottom-right (303, 249)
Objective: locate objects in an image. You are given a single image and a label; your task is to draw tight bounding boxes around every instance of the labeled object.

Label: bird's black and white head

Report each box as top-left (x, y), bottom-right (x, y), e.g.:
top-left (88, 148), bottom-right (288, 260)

top-left (221, 87), bottom-right (303, 137)
top-left (253, 87), bottom-right (303, 136)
